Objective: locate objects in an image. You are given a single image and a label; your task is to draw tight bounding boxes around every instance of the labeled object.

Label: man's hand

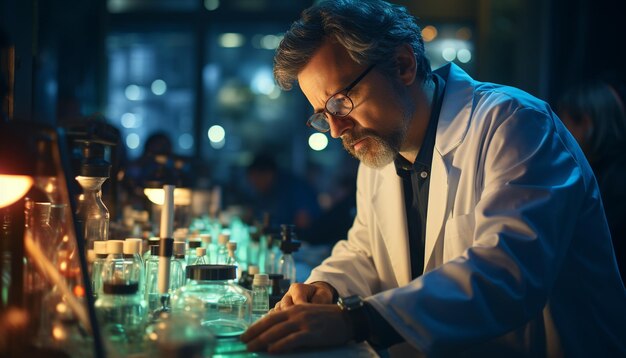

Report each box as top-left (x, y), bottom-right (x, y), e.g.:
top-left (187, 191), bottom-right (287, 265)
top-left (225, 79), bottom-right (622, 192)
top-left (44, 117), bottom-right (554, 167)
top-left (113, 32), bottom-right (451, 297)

top-left (241, 303), bottom-right (352, 353)
top-left (273, 282), bottom-right (335, 311)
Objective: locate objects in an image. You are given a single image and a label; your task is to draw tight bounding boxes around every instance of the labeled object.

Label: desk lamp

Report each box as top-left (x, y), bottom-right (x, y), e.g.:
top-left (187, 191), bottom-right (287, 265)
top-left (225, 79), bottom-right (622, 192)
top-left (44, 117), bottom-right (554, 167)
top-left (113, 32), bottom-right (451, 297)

top-left (143, 154), bottom-right (192, 236)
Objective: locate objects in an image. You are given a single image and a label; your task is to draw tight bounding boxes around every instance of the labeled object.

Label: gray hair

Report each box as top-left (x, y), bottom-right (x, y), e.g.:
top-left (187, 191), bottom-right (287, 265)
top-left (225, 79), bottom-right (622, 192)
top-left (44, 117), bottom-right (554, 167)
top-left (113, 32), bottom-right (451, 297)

top-left (274, 0), bottom-right (431, 90)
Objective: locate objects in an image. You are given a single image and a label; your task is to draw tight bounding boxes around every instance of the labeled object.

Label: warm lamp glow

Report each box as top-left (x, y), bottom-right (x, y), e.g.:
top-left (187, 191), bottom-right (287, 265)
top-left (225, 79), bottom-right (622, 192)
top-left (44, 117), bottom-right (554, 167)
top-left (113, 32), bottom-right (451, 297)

top-left (0, 175), bottom-right (34, 208)
top-left (74, 285), bottom-right (86, 298)
top-left (144, 187), bottom-right (192, 206)
top-left (144, 188), bottom-right (165, 205)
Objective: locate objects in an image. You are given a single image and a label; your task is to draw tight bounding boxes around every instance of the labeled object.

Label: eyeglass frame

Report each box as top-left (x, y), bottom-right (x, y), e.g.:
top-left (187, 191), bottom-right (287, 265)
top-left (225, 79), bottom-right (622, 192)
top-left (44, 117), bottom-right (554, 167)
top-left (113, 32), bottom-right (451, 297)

top-left (306, 64), bottom-right (376, 133)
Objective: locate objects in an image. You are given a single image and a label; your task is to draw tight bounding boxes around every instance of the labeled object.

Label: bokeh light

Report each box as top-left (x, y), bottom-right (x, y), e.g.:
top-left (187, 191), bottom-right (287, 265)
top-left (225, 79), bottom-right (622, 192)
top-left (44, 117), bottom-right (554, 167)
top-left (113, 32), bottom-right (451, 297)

top-left (308, 133), bottom-right (329, 151)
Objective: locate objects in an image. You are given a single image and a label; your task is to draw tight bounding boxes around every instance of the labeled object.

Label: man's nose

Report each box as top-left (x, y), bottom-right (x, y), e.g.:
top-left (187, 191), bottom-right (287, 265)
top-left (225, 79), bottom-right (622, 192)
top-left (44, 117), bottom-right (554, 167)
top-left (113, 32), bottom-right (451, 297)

top-left (328, 115), bottom-right (354, 139)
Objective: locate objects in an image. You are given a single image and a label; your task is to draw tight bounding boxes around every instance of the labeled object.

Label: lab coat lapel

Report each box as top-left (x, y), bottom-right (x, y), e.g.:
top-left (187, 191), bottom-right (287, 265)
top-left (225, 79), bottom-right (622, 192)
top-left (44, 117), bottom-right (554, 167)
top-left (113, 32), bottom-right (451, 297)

top-left (424, 153), bottom-right (448, 271)
top-left (424, 63), bottom-right (474, 272)
top-left (372, 163), bottom-right (412, 286)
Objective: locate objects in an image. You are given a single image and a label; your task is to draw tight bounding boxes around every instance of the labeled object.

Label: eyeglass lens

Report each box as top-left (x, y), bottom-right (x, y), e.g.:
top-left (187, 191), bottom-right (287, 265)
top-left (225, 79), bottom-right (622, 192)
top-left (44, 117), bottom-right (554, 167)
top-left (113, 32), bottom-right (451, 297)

top-left (326, 94), bottom-right (353, 116)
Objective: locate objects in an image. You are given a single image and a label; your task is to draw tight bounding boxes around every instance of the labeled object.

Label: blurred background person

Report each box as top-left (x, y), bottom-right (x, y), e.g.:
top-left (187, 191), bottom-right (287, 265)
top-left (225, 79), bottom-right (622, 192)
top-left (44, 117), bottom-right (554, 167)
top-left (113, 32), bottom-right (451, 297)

top-left (137, 131), bottom-right (173, 161)
top-left (242, 153), bottom-right (321, 236)
top-left (122, 131), bottom-right (174, 208)
top-left (307, 174), bottom-right (356, 246)
top-left (557, 80), bottom-right (626, 282)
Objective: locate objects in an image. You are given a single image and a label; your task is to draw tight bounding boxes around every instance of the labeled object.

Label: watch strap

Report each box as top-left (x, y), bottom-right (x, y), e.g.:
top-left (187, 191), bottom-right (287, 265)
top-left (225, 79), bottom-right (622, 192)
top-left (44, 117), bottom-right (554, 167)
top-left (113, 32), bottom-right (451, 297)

top-left (338, 295), bottom-right (369, 342)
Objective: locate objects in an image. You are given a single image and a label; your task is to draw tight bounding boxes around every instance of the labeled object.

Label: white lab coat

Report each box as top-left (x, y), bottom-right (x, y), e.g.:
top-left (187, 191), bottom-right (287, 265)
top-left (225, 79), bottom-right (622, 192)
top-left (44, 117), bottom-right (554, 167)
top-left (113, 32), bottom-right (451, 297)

top-left (306, 63), bottom-right (626, 357)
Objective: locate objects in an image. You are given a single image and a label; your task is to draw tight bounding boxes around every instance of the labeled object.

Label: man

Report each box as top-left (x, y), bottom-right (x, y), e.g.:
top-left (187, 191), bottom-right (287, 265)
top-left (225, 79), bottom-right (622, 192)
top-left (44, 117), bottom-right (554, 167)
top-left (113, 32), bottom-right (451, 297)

top-left (241, 0), bottom-right (626, 356)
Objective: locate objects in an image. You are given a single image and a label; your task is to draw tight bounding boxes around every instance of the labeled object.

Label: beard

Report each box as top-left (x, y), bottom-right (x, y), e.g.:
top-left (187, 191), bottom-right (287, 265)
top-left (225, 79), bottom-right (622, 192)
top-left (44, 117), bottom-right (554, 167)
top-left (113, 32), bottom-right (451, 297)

top-left (341, 123), bottom-right (406, 168)
top-left (341, 81), bottom-right (417, 168)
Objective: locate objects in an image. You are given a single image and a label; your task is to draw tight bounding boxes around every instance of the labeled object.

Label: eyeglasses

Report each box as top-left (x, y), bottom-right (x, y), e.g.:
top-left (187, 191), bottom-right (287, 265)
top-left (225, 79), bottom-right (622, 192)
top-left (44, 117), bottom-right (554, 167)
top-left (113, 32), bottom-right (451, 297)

top-left (306, 64), bottom-right (375, 132)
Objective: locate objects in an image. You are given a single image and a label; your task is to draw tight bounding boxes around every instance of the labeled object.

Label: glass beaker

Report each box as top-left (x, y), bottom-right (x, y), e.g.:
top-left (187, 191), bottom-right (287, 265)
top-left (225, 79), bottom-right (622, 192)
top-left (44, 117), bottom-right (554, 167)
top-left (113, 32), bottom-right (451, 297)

top-left (75, 176), bottom-right (110, 251)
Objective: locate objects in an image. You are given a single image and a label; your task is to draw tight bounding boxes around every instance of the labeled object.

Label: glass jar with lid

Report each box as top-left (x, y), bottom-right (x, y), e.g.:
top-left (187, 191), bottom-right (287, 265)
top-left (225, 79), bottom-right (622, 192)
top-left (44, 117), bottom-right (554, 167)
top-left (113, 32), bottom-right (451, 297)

top-left (171, 265), bottom-right (251, 338)
top-left (95, 282), bottom-right (147, 356)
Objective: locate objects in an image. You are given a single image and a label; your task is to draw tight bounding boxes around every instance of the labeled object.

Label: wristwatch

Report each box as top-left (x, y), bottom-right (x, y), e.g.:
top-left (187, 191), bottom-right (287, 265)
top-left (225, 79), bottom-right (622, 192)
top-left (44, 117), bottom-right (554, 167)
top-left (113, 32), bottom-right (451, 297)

top-left (337, 295), bottom-right (369, 342)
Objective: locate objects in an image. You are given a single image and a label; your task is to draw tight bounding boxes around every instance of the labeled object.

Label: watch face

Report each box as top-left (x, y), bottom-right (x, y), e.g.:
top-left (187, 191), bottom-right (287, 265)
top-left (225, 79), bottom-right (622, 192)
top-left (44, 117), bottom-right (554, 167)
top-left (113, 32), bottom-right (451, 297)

top-left (340, 295), bottom-right (363, 310)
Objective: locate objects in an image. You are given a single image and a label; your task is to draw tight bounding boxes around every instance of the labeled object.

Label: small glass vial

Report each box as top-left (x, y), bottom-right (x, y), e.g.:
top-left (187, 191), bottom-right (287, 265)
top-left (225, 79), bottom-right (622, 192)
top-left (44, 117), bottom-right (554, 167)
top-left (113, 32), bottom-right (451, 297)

top-left (92, 240), bottom-right (108, 299)
top-left (239, 265), bottom-right (259, 290)
top-left (226, 242), bottom-right (240, 279)
top-left (144, 245), bottom-right (161, 313)
top-left (277, 225), bottom-right (300, 284)
top-left (125, 238), bottom-right (144, 265)
top-left (193, 247), bottom-right (209, 265)
top-left (216, 233), bottom-right (230, 264)
top-left (251, 274), bottom-right (270, 322)
top-left (123, 239), bottom-right (145, 295)
top-left (143, 237), bottom-right (161, 262)
top-left (278, 253), bottom-right (296, 284)
top-left (173, 240), bottom-right (187, 269)
top-left (102, 240), bottom-right (126, 284)
top-left (186, 239), bottom-right (202, 266)
top-left (172, 241), bottom-right (187, 289)
top-left (200, 233), bottom-right (211, 247)
top-left (144, 241), bottom-right (183, 314)
top-left (170, 258), bottom-right (185, 293)
top-left (200, 233), bottom-right (216, 264)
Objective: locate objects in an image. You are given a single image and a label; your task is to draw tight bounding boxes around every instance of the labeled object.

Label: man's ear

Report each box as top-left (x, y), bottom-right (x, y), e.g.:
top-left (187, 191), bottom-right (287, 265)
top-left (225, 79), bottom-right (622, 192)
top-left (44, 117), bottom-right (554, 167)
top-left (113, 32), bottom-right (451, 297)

top-left (396, 43), bottom-right (417, 86)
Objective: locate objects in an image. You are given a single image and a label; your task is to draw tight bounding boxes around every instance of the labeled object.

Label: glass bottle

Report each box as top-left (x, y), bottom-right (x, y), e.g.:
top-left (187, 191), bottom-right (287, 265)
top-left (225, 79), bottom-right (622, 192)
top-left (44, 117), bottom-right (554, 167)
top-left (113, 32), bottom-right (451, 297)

top-left (25, 202), bottom-right (54, 302)
top-left (186, 239), bottom-right (202, 266)
top-left (200, 233), bottom-right (216, 264)
top-left (239, 265), bottom-right (258, 290)
top-left (173, 241), bottom-right (186, 267)
top-left (268, 273), bottom-right (290, 307)
top-left (257, 213), bottom-right (271, 273)
top-left (144, 242), bottom-right (183, 314)
top-left (247, 231), bottom-right (261, 269)
top-left (99, 237), bottom-right (146, 355)
top-left (37, 277), bottom-right (89, 355)
top-left (278, 253), bottom-right (296, 284)
top-left (207, 191), bottom-right (222, 247)
top-left (229, 218), bottom-right (250, 267)
top-left (193, 247), bottom-right (209, 265)
top-left (143, 237), bottom-right (160, 263)
top-left (277, 225), bottom-right (301, 284)
top-left (144, 245), bottom-right (161, 313)
top-left (264, 233), bottom-right (280, 274)
top-left (200, 233), bottom-right (212, 249)
top-left (102, 240), bottom-right (126, 284)
top-left (226, 242), bottom-right (240, 280)
top-left (171, 241), bottom-right (187, 289)
top-left (251, 274), bottom-right (270, 322)
top-left (216, 233), bottom-right (230, 264)
top-left (123, 239), bottom-right (145, 296)
top-left (125, 238), bottom-right (144, 265)
top-left (95, 282), bottom-right (147, 356)
top-left (91, 240), bottom-right (108, 299)
top-left (170, 260), bottom-right (185, 294)
top-left (75, 176), bottom-right (109, 251)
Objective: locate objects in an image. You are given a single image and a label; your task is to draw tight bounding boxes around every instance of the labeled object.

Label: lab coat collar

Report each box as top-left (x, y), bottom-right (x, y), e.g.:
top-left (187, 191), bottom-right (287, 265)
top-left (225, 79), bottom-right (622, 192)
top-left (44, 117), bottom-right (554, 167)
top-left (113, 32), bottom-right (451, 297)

top-left (372, 63), bottom-right (477, 284)
top-left (372, 162), bottom-right (412, 285)
top-left (424, 63), bottom-right (476, 271)
top-left (434, 63), bottom-right (475, 156)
